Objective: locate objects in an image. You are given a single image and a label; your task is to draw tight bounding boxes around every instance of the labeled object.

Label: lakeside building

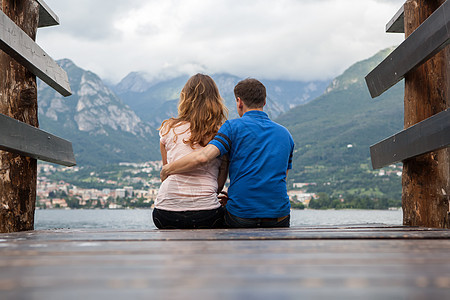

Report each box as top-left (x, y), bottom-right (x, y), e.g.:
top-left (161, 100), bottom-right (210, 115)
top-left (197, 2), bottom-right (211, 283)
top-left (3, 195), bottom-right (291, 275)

top-left (288, 190), bottom-right (316, 206)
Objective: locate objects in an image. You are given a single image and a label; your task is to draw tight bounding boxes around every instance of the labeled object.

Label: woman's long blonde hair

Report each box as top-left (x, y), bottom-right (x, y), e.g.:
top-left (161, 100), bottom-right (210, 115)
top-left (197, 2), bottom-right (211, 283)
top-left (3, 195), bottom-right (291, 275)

top-left (160, 74), bottom-right (228, 147)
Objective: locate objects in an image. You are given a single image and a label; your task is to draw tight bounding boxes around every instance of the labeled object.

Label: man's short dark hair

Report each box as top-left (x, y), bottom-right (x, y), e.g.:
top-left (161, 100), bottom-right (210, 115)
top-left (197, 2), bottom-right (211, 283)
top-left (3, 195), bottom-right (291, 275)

top-left (234, 78), bottom-right (266, 109)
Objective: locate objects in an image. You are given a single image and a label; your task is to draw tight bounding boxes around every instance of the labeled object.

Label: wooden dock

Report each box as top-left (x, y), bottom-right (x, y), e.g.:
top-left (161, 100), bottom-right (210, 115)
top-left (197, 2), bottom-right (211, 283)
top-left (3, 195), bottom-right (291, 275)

top-left (0, 225), bottom-right (449, 299)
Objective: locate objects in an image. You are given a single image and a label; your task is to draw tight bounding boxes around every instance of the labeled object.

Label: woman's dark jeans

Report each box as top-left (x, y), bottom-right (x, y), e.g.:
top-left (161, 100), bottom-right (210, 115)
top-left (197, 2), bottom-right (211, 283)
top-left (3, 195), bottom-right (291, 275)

top-left (152, 207), bottom-right (224, 229)
top-left (224, 209), bottom-right (290, 228)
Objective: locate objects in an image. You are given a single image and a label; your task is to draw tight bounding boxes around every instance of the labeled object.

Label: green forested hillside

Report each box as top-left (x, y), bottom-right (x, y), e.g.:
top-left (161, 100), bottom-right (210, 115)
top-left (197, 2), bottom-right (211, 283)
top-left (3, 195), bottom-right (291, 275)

top-left (278, 48), bottom-right (404, 204)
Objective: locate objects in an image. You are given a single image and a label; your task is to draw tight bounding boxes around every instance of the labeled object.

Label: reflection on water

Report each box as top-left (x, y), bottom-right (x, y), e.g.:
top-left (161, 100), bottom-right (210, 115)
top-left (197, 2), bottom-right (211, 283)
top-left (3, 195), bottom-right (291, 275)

top-left (35, 209), bottom-right (403, 230)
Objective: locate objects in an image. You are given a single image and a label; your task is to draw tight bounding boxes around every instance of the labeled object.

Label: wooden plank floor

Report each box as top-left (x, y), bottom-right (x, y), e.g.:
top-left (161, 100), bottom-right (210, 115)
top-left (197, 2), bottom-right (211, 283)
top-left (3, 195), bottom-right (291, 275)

top-left (1, 225), bottom-right (449, 299)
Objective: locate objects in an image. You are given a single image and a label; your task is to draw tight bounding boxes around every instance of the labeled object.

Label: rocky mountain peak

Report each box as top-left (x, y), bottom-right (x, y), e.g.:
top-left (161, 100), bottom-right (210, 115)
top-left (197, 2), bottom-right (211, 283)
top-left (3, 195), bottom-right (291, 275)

top-left (39, 60), bottom-right (153, 138)
top-left (37, 60), bottom-right (159, 165)
top-left (114, 72), bottom-right (154, 94)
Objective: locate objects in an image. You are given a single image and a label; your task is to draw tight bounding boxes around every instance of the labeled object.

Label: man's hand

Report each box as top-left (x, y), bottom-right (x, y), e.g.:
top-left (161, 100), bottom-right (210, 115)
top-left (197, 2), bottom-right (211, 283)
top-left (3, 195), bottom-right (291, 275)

top-left (218, 190), bottom-right (228, 207)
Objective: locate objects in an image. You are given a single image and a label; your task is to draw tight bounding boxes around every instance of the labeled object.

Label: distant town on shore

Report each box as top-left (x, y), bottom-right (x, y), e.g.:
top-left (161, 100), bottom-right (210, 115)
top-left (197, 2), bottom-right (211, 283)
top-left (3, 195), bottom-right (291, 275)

top-left (37, 162), bottom-right (402, 211)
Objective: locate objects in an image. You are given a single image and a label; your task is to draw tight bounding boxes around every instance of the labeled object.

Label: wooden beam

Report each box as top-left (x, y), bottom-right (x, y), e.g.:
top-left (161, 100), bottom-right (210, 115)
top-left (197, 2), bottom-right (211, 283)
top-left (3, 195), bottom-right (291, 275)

top-left (386, 5), bottom-right (404, 33)
top-left (370, 109), bottom-right (450, 169)
top-left (37, 0), bottom-right (59, 28)
top-left (0, 113), bottom-right (76, 167)
top-left (402, 0), bottom-right (450, 229)
top-left (0, 10), bottom-right (71, 96)
top-left (365, 0), bottom-right (450, 98)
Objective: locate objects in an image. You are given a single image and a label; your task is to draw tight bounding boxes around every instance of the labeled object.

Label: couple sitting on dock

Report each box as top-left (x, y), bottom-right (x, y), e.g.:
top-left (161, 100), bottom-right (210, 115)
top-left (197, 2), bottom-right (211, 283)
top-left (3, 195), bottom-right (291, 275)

top-left (153, 74), bottom-right (294, 229)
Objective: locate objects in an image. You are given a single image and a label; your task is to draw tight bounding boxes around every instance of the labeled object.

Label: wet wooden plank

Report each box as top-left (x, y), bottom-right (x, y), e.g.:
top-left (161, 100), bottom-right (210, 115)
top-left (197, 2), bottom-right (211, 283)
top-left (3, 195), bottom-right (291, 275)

top-left (370, 108), bottom-right (450, 169)
top-left (0, 226), bottom-right (449, 299)
top-left (0, 113), bottom-right (76, 166)
top-left (365, 0), bottom-right (450, 98)
top-left (1, 225), bottom-right (450, 242)
top-left (0, 10), bottom-right (71, 96)
top-left (386, 4), bottom-right (404, 33)
top-left (37, 0), bottom-right (59, 28)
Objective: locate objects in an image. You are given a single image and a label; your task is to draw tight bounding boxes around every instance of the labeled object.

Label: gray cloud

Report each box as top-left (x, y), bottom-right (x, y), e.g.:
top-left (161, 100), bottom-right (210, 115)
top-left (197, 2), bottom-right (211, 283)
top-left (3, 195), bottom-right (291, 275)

top-left (37, 0), bottom-right (405, 83)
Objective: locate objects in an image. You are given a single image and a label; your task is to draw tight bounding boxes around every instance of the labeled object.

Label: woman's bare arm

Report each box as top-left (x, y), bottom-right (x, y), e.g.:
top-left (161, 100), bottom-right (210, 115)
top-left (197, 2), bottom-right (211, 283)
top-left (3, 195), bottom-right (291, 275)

top-left (160, 144), bottom-right (220, 181)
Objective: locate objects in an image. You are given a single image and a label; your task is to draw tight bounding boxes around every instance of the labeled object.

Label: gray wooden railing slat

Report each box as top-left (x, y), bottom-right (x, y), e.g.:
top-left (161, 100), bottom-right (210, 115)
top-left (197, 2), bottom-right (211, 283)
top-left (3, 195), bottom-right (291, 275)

top-left (0, 10), bottom-right (71, 96)
top-left (366, 0), bottom-right (450, 98)
top-left (370, 109), bottom-right (450, 169)
top-left (37, 0), bottom-right (59, 27)
top-left (386, 5), bottom-right (404, 33)
top-left (0, 113), bottom-right (76, 167)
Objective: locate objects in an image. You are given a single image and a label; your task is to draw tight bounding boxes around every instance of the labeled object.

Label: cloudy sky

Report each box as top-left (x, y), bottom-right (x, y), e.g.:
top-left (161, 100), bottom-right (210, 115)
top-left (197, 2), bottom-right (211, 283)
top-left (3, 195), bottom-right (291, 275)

top-left (37, 0), bottom-right (405, 84)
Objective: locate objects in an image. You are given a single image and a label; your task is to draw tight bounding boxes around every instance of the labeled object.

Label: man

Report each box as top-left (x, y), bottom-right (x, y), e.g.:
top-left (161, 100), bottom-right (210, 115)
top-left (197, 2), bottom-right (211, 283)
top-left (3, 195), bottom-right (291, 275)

top-left (160, 78), bottom-right (294, 228)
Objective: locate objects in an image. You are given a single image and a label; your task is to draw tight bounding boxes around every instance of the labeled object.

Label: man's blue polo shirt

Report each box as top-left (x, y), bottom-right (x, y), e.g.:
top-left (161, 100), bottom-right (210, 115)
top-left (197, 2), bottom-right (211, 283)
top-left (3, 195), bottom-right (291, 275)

top-left (209, 110), bottom-right (294, 218)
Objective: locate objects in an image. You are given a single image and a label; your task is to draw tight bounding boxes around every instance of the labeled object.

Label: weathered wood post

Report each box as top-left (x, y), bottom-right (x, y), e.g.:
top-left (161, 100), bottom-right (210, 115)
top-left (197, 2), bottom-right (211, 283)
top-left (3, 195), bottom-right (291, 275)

top-left (402, 0), bottom-right (450, 228)
top-left (365, 0), bottom-right (450, 228)
top-left (0, 0), bottom-right (40, 232)
top-left (0, 0), bottom-right (74, 233)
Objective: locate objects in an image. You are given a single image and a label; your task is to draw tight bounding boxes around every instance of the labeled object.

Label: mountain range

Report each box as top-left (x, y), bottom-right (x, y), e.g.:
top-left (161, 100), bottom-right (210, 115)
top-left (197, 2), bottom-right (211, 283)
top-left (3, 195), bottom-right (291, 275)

top-left (38, 61), bottom-right (329, 165)
top-left (111, 72), bottom-right (329, 126)
top-left (37, 47), bottom-right (404, 199)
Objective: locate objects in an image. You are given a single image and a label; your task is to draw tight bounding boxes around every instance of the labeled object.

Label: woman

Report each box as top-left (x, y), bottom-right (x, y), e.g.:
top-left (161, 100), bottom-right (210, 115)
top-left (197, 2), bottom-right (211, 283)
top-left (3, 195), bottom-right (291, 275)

top-left (152, 74), bottom-right (228, 229)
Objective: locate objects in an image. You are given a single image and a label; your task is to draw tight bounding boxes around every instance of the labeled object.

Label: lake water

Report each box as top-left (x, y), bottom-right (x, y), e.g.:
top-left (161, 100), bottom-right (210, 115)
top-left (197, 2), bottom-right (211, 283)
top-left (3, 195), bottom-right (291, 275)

top-left (34, 209), bottom-right (403, 230)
